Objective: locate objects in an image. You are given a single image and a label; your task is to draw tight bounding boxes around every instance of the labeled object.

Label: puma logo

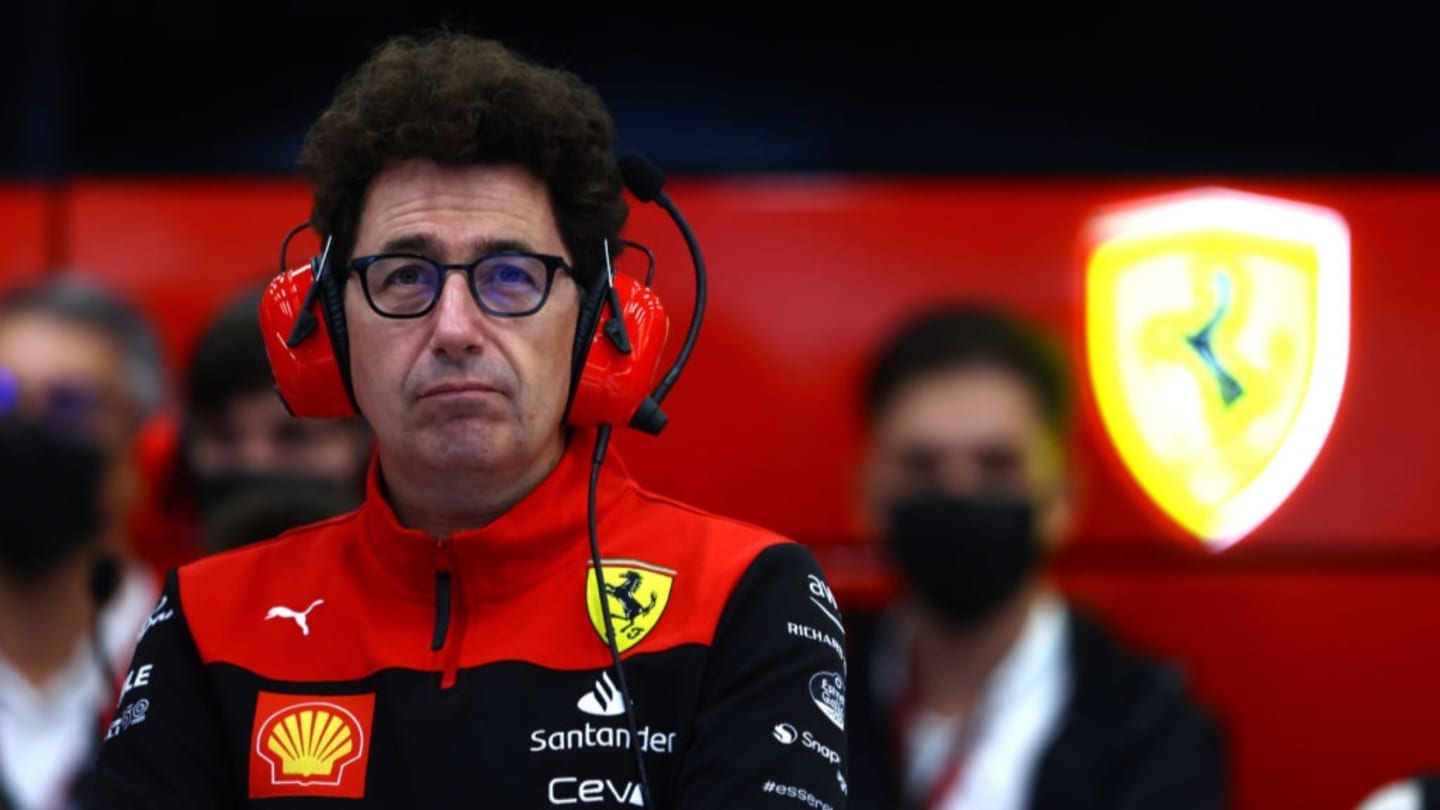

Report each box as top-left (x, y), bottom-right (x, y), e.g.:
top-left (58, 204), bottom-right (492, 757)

top-left (264, 599), bottom-right (324, 636)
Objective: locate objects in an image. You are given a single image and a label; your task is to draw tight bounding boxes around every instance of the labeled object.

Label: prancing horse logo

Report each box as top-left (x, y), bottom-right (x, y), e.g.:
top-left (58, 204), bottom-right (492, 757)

top-left (586, 560), bottom-right (676, 654)
top-left (605, 571), bottom-right (658, 628)
top-left (1185, 273), bottom-right (1244, 408)
top-left (1083, 187), bottom-right (1350, 548)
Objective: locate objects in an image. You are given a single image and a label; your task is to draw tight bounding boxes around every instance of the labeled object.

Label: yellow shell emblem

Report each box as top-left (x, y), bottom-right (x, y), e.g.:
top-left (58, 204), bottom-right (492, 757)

top-left (586, 559), bottom-right (675, 654)
top-left (263, 704), bottom-right (362, 781)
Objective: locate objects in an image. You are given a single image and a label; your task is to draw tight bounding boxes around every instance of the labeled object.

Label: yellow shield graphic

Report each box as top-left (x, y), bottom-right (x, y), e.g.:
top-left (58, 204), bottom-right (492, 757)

top-left (1084, 188), bottom-right (1349, 548)
top-left (585, 559), bottom-right (675, 654)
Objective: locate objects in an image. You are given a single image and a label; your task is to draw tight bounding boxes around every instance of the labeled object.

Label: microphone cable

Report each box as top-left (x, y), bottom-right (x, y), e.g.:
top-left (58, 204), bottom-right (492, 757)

top-left (586, 424), bottom-right (654, 808)
top-left (581, 151), bottom-right (710, 809)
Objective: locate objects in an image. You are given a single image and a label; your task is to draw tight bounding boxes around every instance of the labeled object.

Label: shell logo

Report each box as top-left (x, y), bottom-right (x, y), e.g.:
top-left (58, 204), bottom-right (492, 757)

top-left (262, 704), bottom-right (361, 780)
top-left (249, 691), bottom-right (375, 799)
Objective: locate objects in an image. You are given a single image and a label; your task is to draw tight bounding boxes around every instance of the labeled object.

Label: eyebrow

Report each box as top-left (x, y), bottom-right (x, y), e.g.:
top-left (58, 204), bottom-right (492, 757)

top-left (377, 233), bottom-right (537, 259)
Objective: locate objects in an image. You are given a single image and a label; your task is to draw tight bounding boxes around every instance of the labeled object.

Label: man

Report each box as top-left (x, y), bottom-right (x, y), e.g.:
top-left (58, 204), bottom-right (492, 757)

top-left (91, 30), bottom-right (848, 809)
top-left (0, 278), bottom-right (165, 810)
top-left (176, 283), bottom-right (370, 553)
top-left (845, 305), bottom-right (1227, 809)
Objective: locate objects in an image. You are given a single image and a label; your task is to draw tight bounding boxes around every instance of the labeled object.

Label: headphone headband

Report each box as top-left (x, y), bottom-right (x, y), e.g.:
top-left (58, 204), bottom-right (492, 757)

top-left (259, 152), bottom-right (702, 436)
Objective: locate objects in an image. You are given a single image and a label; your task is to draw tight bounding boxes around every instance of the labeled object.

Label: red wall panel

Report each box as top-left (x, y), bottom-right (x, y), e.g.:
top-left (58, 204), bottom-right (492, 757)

top-left (63, 178), bottom-right (314, 382)
top-left (0, 184), bottom-right (52, 291)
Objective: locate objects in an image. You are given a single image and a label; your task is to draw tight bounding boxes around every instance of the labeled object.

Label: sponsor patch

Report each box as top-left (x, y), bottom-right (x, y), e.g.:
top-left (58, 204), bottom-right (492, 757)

top-left (249, 691), bottom-right (375, 799)
top-left (105, 698), bottom-right (150, 740)
top-left (585, 560), bottom-right (675, 654)
top-left (808, 671), bottom-right (845, 731)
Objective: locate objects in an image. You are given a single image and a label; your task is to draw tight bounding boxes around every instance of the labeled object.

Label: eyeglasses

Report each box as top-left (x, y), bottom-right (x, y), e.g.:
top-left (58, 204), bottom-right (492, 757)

top-left (349, 252), bottom-right (570, 318)
top-left (0, 367), bottom-right (111, 442)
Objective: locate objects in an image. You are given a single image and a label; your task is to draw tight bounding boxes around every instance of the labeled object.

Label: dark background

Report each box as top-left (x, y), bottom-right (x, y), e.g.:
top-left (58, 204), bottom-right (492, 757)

top-left (5, 1), bottom-right (1440, 177)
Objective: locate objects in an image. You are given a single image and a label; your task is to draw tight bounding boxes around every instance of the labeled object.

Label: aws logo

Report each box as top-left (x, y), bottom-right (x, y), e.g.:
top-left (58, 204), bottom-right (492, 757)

top-left (586, 559), bottom-right (675, 654)
top-left (248, 691), bottom-right (375, 799)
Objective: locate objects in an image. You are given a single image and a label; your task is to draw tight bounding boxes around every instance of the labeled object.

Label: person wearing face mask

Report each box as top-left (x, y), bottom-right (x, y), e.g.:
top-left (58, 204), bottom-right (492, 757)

top-left (844, 305), bottom-right (1228, 810)
top-left (167, 283), bottom-right (371, 555)
top-left (0, 278), bottom-right (166, 810)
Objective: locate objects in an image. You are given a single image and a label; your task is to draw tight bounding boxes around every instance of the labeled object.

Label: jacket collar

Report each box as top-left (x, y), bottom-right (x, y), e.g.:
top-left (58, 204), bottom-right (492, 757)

top-left (359, 428), bottom-right (632, 601)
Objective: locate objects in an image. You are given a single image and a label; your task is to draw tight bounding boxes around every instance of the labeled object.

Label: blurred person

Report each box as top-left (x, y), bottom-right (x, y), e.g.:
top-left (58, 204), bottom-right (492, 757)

top-left (175, 283), bottom-right (369, 552)
top-left (200, 482), bottom-right (365, 555)
top-left (1358, 774), bottom-right (1440, 810)
top-left (91, 29), bottom-right (847, 809)
top-left (0, 278), bottom-right (165, 810)
top-left (845, 304), bottom-right (1227, 810)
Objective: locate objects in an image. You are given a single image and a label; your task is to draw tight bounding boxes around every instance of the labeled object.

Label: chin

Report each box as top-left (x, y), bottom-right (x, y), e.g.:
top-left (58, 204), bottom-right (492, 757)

top-left (415, 431), bottom-right (515, 472)
top-left (388, 408), bottom-right (563, 474)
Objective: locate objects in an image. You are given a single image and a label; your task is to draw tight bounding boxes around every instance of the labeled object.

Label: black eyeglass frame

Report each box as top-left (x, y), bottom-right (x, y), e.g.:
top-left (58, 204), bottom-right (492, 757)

top-left (348, 251), bottom-right (571, 319)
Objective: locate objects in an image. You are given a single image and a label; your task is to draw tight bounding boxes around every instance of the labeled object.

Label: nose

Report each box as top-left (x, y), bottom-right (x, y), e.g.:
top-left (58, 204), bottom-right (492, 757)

top-left (428, 271), bottom-right (488, 358)
top-left (235, 430), bottom-right (281, 471)
top-left (935, 457), bottom-right (984, 496)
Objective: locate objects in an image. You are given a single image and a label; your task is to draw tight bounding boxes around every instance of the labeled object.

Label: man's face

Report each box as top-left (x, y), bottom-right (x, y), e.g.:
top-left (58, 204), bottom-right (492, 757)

top-left (344, 160), bottom-right (579, 477)
top-left (0, 311), bottom-right (139, 531)
top-left (188, 389), bottom-right (367, 483)
top-left (0, 312), bottom-right (132, 454)
top-left (862, 366), bottom-right (1071, 549)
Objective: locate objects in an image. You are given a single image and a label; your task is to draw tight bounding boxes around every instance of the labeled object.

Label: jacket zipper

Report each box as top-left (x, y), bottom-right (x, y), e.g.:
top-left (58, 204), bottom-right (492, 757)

top-left (431, 536), bottom-right (464, 689)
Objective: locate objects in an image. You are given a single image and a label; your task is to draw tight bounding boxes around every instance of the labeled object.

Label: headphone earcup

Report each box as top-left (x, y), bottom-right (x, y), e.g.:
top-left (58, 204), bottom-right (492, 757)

top-left (258, 259), bottom-right (357, 419)
top-left (568, 270), bottom-right (609, 398)
top-left (567, 273), bottom-right (670, 429)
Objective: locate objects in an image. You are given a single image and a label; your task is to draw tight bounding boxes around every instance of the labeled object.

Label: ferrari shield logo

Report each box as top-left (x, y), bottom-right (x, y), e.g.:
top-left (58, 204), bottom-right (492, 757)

top-left (1084, 188), bottom-right (1349, 548)
top-left (586, 559), bottom-right (675, 654)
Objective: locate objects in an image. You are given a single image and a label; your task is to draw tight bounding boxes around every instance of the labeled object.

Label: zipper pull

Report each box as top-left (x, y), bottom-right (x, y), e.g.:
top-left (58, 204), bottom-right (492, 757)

top-left (431, 537), bottom-right (452, 652)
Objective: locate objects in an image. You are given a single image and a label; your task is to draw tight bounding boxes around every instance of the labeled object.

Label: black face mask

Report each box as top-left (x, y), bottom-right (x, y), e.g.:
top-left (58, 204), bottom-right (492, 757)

top-left (885, 494), bottom-right (1040, 627)
top-left (192, 472), bottom-right (361, 552)
top-left (0, 420), bottom-right (104, 578)
top-left (191, 471), bottom-right (356, 517)
top-left (192, 472), bottom-right (275, 515)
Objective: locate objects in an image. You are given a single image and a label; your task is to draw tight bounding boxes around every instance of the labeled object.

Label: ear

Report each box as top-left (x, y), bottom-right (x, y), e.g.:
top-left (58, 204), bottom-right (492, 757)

top-left (853, 437), bottom-right (887, 542)
top-left (1037, 468), bottom-right (1075, 555)
top-left (102, 443), bottom-right (144, 556)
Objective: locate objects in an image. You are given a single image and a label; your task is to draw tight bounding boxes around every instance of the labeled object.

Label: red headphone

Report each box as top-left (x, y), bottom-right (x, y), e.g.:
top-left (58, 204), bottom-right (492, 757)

top-left (257, 232), bottom-right (672, 432)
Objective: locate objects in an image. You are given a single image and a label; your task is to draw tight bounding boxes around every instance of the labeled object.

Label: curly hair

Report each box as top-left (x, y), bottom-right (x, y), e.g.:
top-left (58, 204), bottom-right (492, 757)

top-left (299, 30), bottom-right (628, 287)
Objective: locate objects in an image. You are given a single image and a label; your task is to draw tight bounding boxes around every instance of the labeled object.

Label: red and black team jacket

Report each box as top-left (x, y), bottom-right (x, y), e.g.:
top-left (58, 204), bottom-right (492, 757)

top-left (88, 430), bottom-right (850, 809)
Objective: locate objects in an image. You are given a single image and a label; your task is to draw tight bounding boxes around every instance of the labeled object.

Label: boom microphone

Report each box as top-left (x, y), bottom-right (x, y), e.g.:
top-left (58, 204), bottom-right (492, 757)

top-left (615, 151), bottom-right (707, 434)
top-left (618, 153), bottom-right (667, 204)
